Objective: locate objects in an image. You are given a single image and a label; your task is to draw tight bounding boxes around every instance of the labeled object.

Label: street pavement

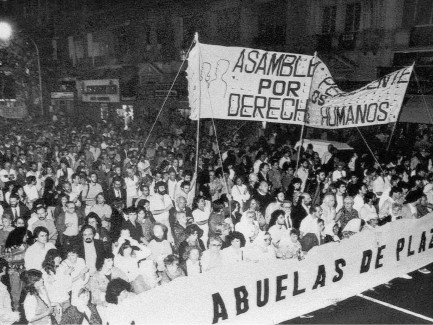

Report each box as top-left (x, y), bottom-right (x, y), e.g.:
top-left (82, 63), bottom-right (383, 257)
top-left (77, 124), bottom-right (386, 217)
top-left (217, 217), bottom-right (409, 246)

top-left (283, 263), bottom-right (433, 324)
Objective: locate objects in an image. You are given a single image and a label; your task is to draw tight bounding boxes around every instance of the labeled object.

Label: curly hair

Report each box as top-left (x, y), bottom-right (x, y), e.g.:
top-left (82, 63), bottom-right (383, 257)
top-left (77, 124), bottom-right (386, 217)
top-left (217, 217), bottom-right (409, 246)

top-left (21, 269), bottom-right (43, 296)
top-left (227, 231), bottom-right (246, 247)
top-left (106, 278), bottom-right (131, 305)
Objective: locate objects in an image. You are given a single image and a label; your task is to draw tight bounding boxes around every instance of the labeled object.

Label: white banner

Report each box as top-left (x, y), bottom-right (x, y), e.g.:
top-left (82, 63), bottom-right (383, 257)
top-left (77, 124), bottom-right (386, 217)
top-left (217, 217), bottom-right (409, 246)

top-left (186, 41), bottom-right (315, 124)
top-left (308, 61), bottom-right (413, 128)
top-left (186, 41), bottom-right (413, 129)
top-left (116, 214), bottom-right (433, 324)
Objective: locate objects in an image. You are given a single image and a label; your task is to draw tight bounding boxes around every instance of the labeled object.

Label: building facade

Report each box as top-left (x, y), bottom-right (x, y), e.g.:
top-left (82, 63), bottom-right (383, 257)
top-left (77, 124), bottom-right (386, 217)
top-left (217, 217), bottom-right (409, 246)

top-left (1, 0), bottom-right (431, 119)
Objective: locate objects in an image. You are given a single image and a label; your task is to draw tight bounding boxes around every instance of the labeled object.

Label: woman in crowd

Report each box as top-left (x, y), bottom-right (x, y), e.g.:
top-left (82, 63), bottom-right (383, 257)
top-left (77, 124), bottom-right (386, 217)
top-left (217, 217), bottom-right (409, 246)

top-left (113, 239), bottom-right (150, 293)
top-left (60, 288), bottom-right (102, 325)
top-left (177, 224), bottom-right (205, 263)
top-left (85, 212), bottom-right (111, 252)
top-left (276, 228), bottom-right (303, 260)
top-left (246, 231), bottom-right (276, 262)
top-left (192, 195), bottom-right (211, 245)
top-left (137, 204), bottom-right (155, 244)
top-left (359, 192), bottom-right (379, 222)
top-left (321, 194), bottom-right (337, 225)
top-left (231, 176), bottom-right (250, 212)
top-left (286, 177), bottom-right (302, 206)
top-left (159, 254), bottom-right (185, 284)
top-left (236, 210), bottom-right (260, 245)
top-left (89, 192), bottom-right (112, 223)
top-left (21, 269), bottom-right (55, 325)
top-left (201, 236), bottom-right (224, 272)
top-left (180, 246), bottom-right (202, 276)
top-left (0, 257), bottom-right (20, 325)
top-left (56, 160), bottom-right (73, 184)
top-left (221, 231), bottom-right (246, 264)
top-left (242, 198), bottom-right (265, 229)
top-left (41, 249), bottom-right (72, 322)
top-left (0, 214), bottom-right (14, 247)
top-left (88, 252), bottom-right (128, 307)
top-left (61, 245), bottom-right (90, 306)
top-left (104, 278), bottom-right (135, 325)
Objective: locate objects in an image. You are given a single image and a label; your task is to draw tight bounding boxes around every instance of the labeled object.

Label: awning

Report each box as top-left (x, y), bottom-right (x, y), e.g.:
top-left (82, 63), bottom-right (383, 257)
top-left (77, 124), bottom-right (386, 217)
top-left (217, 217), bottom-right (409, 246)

top-left (399, 95), bottom-right (433, 124)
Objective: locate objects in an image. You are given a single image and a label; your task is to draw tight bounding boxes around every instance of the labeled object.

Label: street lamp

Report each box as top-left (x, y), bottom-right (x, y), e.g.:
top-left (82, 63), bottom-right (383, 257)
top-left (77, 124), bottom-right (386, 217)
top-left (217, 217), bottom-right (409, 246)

top-left (0, 22), bottom-right (44, 116)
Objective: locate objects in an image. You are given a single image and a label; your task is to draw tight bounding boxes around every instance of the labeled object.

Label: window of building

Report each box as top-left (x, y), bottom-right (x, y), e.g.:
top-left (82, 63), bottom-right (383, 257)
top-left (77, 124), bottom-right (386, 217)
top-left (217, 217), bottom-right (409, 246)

top-left (344, 2), bottom-right (361, 32)
top-left (322, 6), bottom-right (337, 34)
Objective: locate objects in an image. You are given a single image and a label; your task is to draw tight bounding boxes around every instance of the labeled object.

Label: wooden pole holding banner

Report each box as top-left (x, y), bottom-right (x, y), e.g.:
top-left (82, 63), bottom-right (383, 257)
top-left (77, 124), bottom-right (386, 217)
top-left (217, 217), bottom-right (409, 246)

top-left (295, 52), bottom-right (317, 174)
top-left (386, 122), bottom-right (397, 153)
top-left (356, 127), bottom-right (386, 175)
top-left (194, 33), bottom-right (201, 191)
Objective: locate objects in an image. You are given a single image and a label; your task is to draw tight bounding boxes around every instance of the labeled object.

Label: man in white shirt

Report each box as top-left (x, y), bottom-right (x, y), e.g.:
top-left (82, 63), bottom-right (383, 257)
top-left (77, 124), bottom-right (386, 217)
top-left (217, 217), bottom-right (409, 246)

top-left (332, 161), bottom-right (347, 182)
top-left (167, 170), bottom-right (178, 201)
top-left (24, 226), bottom-right (56, 271)
top-left (296, 160), bottom-right (310, 192)
top-left (353, 184), bottom-right (368, 212)
top-left (149, 181), bottom-right (174, 242)
top-left (300, 205), bottom-right (323, 238)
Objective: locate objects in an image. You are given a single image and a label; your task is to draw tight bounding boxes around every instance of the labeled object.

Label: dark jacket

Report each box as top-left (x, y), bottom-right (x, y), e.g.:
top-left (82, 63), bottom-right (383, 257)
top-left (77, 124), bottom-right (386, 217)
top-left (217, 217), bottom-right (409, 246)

top-left (77, 239), bottom-right (106, 271)
top-left (121, 219), bottom-right (144, 242)
top-left (105, 187), bottom-right (127, 206)
top-left (4, 202), bottom-right (31, 221)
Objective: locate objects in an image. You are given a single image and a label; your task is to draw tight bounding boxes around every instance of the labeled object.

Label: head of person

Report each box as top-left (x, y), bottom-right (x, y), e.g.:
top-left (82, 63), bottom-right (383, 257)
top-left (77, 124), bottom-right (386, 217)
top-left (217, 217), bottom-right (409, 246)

top-left (118, 239), bottom-right (135, 257)
top-left (247, 198), bottom-right (260, 212)
top-left (85, 212), bottom-right (101, 231)
top-left (309, 204), bottom-right (323, 218)
top-left (181, 181), bottom-right (191, 194)
top-left (42, 248), bottom-right (61, 275)
top-left (124, 206), bottom-right (138, 223)
top-left (364, 191), bottom-right (377, 205)
top-left (81, 224), bottom-right (96, 243)
top-left (269, 209), bottom-right (286, 228)
top-left (184, 246), bottom-right (201, 263)
top-left (177, 196), bottom-right (187, 210)
top-left (106, 278), bottom-right (132, 305)
top-left (96, 252), bottom-right (115, 272)
top-left (390, 186), bottom-right (403, 201)
top-left (65, 245), bottom-right (80, 264)
top-left (300, 193), bottom-right (312, 206)
top-left (14, 216), bottom-right (26, 228)
top-left (323, 194), bottom-right (336, 208)
top-left (258, 181), bottom-right (269, 194)
top-left (1, 214), bottom-right (13, 229)
top-left (113, 177), bottom-right (122, 190)
top-left (33, 226), bottom-right (49, 244)
top-left (227, 231), bottom-right (246, 249)
top-left (208, 236), bottom-right (223, 252)
top-left (152, 223), bottom-right (167, 241)
top-left (343, 196), bottom-right (354, 211)
top-left (21, 269), bottom-right (44, 296)
top-left (9, 194), bottom-right (19, 208)
top-left (155, 181), bottom-right (166, 195)
top-left (290, 228), bottom-right (299, 243)
top-left (336, 181), bottom-right (347, 194)
top-left (185, 224), bottom-right (203, 242)
top-left (391, 202), bottom-right (403, 217)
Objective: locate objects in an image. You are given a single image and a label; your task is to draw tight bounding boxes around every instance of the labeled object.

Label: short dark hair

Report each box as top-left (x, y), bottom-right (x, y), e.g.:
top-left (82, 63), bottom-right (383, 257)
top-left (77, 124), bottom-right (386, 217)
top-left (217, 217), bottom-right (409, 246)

top-left (96, 252), bottom-right (115, 271)
top-left (81, 224), bottom-right (96, 236)
top-left (33, 226), bottom-right (49, 238)
top-left (163, 254), bottom-right (179, 267)
top-left (227, 231), bottom-right (246, 247)
top-left (105, 278), bottom-right (131, 305)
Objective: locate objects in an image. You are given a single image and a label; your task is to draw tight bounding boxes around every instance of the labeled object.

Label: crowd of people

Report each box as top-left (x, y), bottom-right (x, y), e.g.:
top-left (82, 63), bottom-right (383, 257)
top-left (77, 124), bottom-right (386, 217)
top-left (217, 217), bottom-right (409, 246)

top-left (0, 113), bottom-right (432, 325)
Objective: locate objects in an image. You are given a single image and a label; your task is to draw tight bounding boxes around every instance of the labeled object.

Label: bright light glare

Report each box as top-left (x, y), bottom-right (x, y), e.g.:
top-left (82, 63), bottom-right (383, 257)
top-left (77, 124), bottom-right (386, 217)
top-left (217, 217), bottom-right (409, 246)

top-left (0, 22), bottom-right (12, 40)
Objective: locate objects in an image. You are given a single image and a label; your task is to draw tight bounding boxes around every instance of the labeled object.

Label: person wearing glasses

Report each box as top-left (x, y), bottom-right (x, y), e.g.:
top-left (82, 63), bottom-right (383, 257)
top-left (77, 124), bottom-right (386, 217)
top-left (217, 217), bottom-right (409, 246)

top-left (201, 236), bottom-right (224, 272)
top-left (245, 231), bottom-right (277, 262)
